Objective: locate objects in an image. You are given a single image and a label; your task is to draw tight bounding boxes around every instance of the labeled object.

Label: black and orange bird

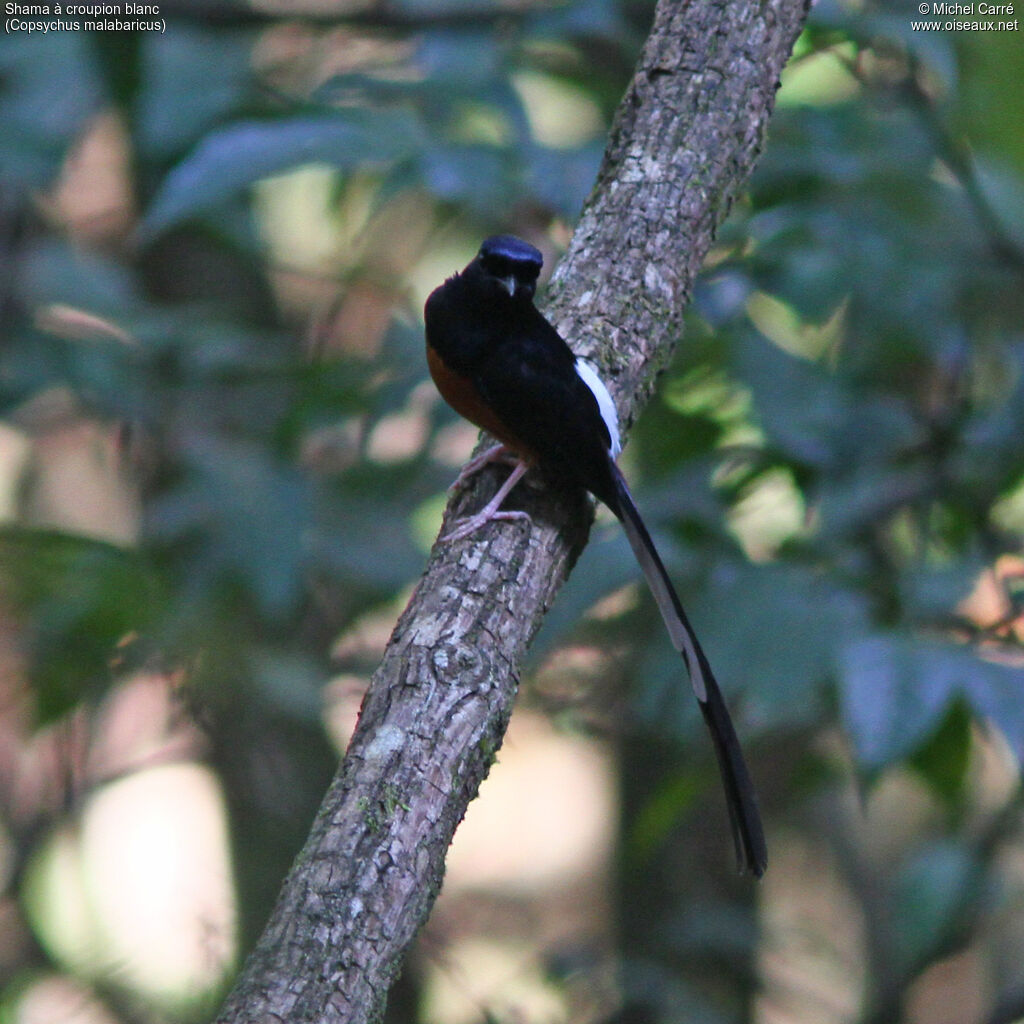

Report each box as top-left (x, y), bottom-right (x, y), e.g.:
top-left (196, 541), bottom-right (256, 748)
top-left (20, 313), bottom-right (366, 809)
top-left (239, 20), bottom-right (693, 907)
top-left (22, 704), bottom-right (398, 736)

top-left (424, 235), bottom-right (767, 877)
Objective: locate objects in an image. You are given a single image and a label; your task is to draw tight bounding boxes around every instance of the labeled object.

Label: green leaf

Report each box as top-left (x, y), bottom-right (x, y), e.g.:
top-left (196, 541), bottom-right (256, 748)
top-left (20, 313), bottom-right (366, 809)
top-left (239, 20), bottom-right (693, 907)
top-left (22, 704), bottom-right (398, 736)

top-left (701, 564), bottom-right (867, 729)
top-left (1, 326), bottom-right (145, 424)
top-left (898, 558), bottom-right (989, 622)
top-left (525, 142), bottom-right (604, 217)
top-left (840, 635), bottom-right (957, 770)
top-left (22, 238), bottom-right (141, 316)
top-left (816, 464), bottom-right (931, 539)
top-left (413, 29), bottom-right (502, 87)
top-left (891, 841), bottom-right (978, 975)
top-left (135, 24), bottom-right (256, 161)
top-left (143, 110), bottom-right (424, 236)
top-left (733, 329), bottom-right (849, 468)
top-left (0, 528), bottom-right (165, 723)
top-left (734, 329), bottom-right (919, 478)
top-left (807, 2), bottom-right (959, 96)
top-left (624, 773), bottom-right (704, 868)
top-left (417, 143), bottom-right (515, 211)
top-left (909, 699), bottom-right (972, 806)
top-left (146, 439), bottom-right (314, 619)
top-left (528, 0), bottom-right (629, 41)
top-left (620, 558), bottom-right (868, 739)
top-left (635, 400), bottom-right (724, 480)
top-left (0, 34), bottom-right (103, 190)
top-left (840, 634), bottom-right (1024, 770)
top-left (951, 340), bottom-right (1024, 499)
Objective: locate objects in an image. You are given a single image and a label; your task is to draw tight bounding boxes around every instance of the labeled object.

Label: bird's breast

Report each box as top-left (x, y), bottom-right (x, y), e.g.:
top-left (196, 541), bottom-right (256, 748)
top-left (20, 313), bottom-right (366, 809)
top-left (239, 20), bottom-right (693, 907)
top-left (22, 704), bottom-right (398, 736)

top-left (426, 343), bottom-right (537, 460)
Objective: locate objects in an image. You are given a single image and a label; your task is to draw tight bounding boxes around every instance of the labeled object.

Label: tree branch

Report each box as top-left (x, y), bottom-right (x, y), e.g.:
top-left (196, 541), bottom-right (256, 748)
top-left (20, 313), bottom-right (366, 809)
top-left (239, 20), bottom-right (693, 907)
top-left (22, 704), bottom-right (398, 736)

top-left (215, 0), bottom-right (810, 1020)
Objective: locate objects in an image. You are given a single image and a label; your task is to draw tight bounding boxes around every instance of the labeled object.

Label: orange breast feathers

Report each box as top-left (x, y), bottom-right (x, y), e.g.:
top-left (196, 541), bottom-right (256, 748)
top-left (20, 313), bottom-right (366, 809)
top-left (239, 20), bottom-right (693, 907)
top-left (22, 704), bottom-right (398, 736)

top-left (427, 345), bottom-right (536, 461)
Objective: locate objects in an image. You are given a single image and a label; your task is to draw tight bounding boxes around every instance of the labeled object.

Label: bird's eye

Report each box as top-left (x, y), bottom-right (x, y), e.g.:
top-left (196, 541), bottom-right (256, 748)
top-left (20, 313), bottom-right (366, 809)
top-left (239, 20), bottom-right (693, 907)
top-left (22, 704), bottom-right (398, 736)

top-left (482, 254), bottom-right (511, 278)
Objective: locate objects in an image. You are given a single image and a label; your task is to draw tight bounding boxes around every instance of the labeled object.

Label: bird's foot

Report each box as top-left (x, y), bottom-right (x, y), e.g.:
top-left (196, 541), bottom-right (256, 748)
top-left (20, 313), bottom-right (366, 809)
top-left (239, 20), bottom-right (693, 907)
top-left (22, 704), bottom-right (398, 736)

top-left (442, 460), bottom-right (531, 541)
top-left (448, 443), bottom-right (517, 492)
top-left (442, 508), bottom-right (532, 543)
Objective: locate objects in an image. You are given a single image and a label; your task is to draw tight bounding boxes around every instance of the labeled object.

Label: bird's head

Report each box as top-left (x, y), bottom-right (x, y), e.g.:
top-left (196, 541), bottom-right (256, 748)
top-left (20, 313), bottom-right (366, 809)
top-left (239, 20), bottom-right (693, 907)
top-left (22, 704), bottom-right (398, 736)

top-left (472, 235), bottom-right (543, 302)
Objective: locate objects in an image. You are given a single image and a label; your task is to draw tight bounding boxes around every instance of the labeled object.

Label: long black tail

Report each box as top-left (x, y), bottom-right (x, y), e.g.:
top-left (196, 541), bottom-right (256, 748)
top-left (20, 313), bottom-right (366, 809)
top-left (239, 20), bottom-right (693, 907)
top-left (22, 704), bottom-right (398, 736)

top-left (609, 462), bottom-right (767, 877)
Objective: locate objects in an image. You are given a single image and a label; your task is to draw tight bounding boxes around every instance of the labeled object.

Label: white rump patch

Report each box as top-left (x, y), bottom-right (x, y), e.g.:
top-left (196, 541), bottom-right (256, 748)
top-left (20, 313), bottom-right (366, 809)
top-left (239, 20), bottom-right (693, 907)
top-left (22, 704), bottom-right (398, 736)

top-left (575, 358), bottom-right (621, 456)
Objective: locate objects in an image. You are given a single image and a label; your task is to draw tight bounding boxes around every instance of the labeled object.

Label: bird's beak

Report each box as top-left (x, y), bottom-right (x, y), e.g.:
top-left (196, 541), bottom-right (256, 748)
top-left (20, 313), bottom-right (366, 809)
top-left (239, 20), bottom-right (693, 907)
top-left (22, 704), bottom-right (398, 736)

top-left (499, 276), bottom-right (516, 297)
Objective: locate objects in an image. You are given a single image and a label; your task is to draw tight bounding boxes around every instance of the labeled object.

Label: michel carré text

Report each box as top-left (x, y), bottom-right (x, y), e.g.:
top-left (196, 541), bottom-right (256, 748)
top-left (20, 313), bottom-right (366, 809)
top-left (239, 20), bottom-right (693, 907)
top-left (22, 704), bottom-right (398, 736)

top-left (926, 1), bottom-right (1015, 11)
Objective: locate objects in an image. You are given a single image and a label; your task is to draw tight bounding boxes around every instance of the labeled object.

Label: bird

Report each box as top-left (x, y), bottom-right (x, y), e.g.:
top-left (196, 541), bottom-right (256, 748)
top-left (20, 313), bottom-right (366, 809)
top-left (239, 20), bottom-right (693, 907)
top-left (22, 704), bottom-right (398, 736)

top-left (424, 234), bottom-right (767, 877)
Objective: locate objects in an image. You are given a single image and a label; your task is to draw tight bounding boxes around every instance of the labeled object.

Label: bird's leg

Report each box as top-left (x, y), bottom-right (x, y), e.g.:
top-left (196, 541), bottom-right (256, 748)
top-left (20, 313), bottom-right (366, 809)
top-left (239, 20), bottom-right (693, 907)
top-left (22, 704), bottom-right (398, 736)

top-left (448, 443), bottom-right (518, 492)
top-left (442, 459), bottom-right (531, 542)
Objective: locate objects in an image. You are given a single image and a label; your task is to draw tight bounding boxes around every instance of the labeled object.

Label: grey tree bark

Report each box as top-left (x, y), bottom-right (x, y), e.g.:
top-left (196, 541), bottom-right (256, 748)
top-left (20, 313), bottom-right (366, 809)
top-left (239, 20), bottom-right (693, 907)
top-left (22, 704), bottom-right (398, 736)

top-left (215, 0), bottom-right (810, 1020)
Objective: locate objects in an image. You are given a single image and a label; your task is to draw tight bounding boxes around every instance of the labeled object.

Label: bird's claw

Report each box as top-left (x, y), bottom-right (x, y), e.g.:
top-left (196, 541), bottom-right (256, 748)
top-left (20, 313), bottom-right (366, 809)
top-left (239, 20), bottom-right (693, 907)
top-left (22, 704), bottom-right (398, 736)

top-left (442, 508), bottom-right (532, 543)
top-left (441, 458), bottom-right (531, 542)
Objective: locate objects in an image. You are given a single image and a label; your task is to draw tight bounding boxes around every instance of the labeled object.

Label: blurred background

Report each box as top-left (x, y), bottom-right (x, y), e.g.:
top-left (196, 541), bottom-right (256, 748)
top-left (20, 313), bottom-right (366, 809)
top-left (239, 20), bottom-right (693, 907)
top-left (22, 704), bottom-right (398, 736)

top-left (1, 1), bottom-right (1023, 1022)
